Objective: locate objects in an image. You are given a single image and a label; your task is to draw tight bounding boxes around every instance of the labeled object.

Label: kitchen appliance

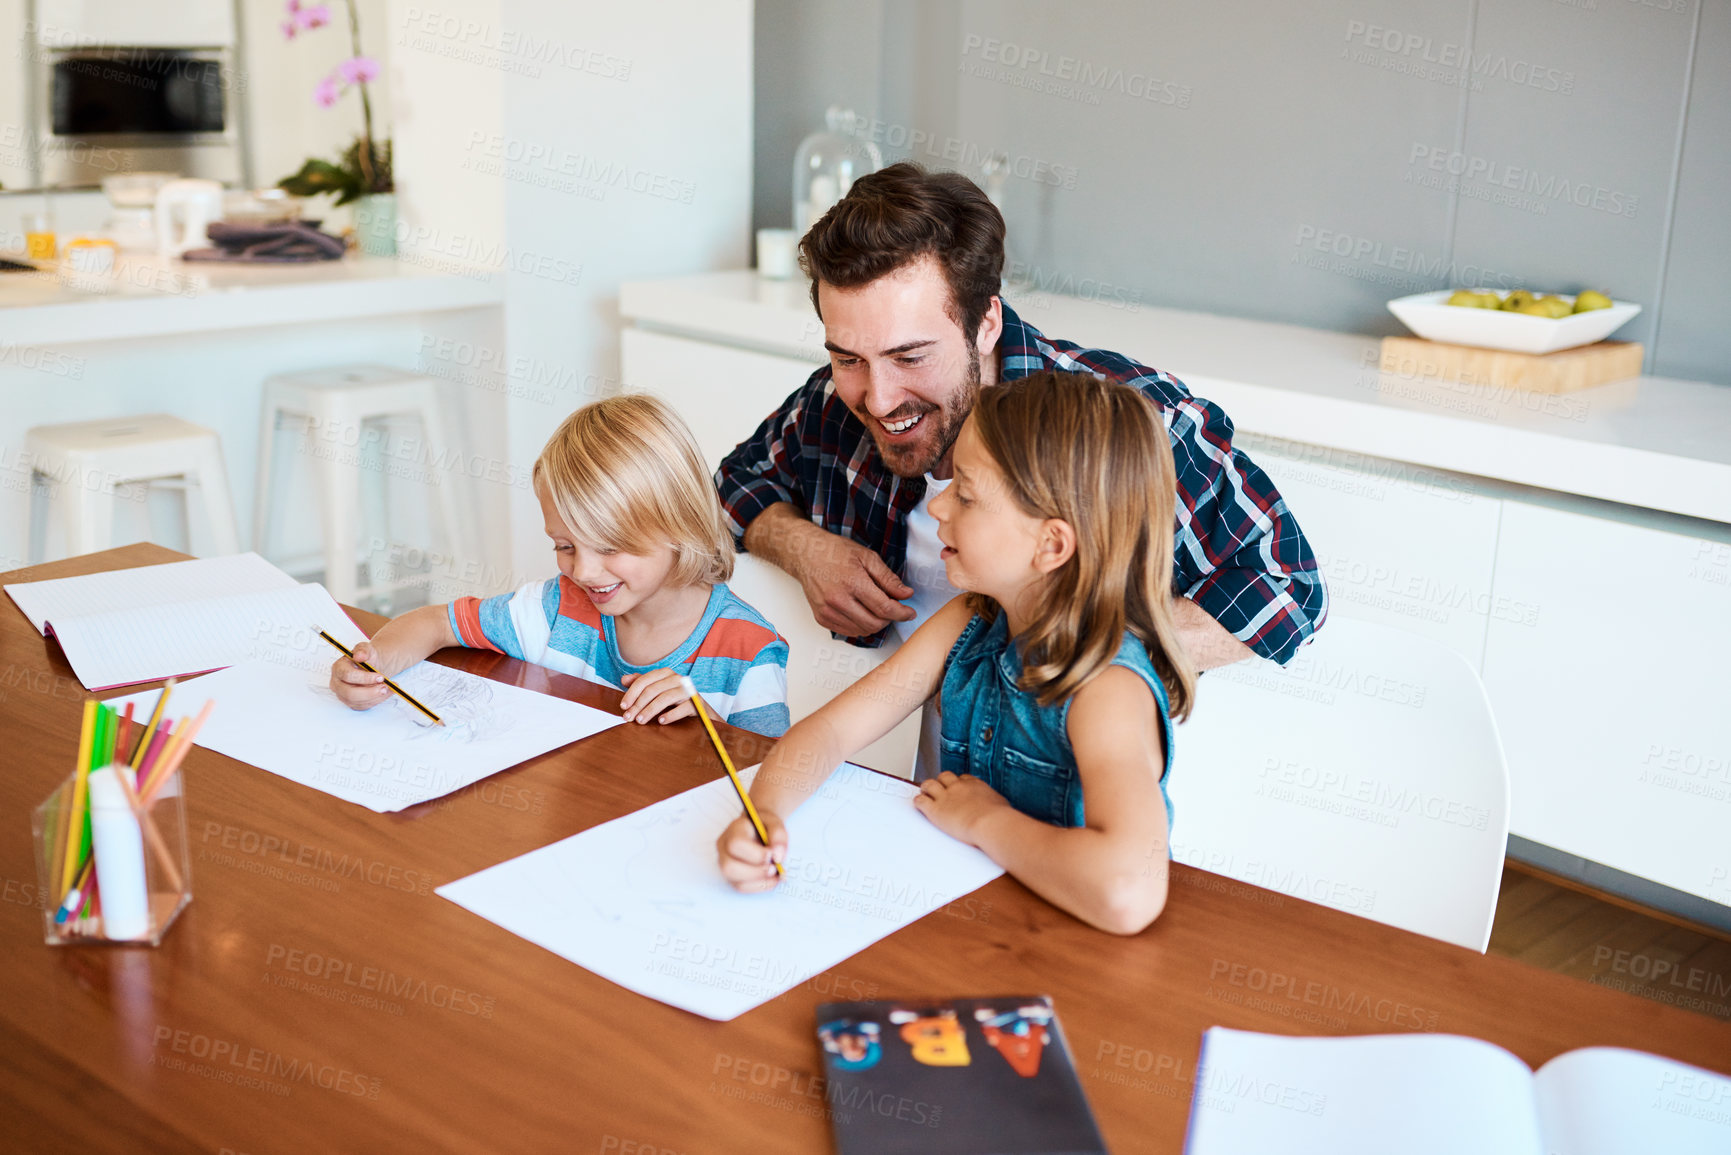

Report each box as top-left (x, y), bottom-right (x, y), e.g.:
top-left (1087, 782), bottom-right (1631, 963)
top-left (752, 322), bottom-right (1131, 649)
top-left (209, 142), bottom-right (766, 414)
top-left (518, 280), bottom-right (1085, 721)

top-left (155, 178), bottom-right (225, 257)
top-left (30, 0), bottom-right (248, 189)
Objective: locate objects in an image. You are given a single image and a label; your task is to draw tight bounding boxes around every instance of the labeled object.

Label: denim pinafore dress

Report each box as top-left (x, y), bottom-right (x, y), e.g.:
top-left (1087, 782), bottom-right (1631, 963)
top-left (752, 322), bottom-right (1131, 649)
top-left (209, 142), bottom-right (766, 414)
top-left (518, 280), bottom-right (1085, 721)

top-left (936, 613), bottom-right (1175, 835)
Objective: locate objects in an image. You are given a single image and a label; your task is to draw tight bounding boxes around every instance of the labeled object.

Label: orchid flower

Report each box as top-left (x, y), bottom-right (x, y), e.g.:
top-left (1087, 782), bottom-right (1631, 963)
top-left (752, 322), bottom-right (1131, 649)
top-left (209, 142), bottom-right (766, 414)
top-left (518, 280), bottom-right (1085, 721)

top-left (338, 56), bottom-right (380, 85)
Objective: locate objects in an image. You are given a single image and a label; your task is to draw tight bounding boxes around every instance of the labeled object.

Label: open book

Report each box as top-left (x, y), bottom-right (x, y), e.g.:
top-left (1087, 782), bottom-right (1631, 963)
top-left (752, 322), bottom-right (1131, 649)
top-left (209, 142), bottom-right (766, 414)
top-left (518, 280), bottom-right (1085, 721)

top-left (3, 552), bottom-right (362, 689)
top-left (1184, 1027), bottom-right (1731, 1155)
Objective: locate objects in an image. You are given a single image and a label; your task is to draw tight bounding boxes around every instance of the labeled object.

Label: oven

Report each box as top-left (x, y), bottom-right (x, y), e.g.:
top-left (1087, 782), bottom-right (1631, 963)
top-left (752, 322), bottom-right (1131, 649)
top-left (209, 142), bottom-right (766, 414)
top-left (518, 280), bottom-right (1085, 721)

top-left (28, 0), bottom-right (249, 189)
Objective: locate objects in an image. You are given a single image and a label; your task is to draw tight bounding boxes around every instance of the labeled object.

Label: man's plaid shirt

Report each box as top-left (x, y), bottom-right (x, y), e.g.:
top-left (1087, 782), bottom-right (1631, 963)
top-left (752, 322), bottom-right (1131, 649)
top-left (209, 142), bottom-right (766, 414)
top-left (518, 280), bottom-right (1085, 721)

top-left (714, 301), bottom-right (1327, 662)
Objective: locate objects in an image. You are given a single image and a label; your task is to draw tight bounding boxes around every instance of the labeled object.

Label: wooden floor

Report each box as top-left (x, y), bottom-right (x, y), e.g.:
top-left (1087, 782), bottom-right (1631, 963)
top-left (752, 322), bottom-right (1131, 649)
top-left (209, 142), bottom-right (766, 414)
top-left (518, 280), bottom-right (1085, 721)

top-left (1488, 861), bottom-right (1731, 1023)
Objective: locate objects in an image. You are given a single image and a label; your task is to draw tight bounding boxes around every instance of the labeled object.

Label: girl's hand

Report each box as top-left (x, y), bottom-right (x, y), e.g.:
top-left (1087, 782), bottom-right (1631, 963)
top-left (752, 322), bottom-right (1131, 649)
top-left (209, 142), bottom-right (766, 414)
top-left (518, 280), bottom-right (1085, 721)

top-left (329, 641), bottom-right (391, 710)
top-left (914, 771), bottom-right (1010, 845)
top-left (619, 668), bottom-right (698, 725)
top-left (716, 811), bottom-right (788, 893)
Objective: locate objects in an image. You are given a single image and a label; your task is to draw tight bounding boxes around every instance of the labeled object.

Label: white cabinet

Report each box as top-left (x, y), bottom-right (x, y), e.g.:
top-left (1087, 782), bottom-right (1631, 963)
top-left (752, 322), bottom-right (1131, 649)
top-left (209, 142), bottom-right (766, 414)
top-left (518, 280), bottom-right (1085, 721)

top-left (1241, 433), bottom-right (1502, 669)
top-left (1483, 502), bottom-right (1731, 905)
top-left (620, 328), bottom-right (818, 472)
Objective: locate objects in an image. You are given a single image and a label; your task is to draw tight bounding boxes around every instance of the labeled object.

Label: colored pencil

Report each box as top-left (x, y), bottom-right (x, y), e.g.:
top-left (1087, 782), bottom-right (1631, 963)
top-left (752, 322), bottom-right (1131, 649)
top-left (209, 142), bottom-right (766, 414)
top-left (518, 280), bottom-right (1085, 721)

top-left (141, 701), bottom-right (213, 803)
top-left (130, 680), bottom-right (174, 772)
top-left (316, 629), bottom-right (443, 726)
top-left (680, 675), bottom-right (782, 877)
top-left (113, 764), bottom-right (183, 895)
top-left (60, 701), bottom-right (97, 895)
top-left (136, 726), bottom-right (171, 789)
top-left (118, 702), bottom-right (134, 762)
top-left (54, 858), bottom-right (94, 925)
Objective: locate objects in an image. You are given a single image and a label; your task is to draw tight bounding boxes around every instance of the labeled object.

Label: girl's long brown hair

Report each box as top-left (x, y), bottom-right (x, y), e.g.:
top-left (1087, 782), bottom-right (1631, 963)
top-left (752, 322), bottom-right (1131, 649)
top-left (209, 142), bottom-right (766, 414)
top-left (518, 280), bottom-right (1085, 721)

top-left (965, 371), bottom-right (1196, 720)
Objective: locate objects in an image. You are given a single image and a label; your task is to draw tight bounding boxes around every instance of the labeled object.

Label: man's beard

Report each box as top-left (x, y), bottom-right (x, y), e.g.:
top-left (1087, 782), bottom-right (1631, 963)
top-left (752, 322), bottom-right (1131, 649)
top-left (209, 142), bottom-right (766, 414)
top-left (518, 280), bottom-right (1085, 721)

top-left (874, 342), bottom-right (982, 479)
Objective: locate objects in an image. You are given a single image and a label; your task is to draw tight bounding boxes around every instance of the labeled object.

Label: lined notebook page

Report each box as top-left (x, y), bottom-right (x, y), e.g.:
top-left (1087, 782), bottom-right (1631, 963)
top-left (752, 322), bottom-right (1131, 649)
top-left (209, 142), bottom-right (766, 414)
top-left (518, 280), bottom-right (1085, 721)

top-left (5, 553), bottom-right (297, 635)
top-left (48, 583), bottom-right (368, 690)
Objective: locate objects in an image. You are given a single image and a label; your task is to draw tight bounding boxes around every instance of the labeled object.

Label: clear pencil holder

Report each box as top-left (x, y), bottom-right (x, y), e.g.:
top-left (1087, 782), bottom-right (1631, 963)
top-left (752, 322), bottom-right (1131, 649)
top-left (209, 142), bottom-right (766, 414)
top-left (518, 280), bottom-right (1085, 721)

top-left (31, 764), bottom-right (192, 947)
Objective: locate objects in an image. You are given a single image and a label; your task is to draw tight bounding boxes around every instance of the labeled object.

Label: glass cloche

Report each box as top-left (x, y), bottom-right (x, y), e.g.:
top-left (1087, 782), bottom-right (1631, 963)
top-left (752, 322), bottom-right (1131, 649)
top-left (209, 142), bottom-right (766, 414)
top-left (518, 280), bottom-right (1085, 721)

top-left (793, 106), bottom-right (883, 234)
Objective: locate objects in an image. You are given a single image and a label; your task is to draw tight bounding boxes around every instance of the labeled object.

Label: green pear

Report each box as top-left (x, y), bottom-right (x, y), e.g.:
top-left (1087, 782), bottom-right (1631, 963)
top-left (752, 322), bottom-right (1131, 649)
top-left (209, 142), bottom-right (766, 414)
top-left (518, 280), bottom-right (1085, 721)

top-left (1503, 290), bottom-right (1537, 311)
top-left (1446, 289), bottom-right (1486, 307)
top-left (1538, 295), bottom-right (1574, 318)
top-left (1516, 302), bottom-right (1558, 317)
top-left (1573, 289), bottom-right (1614, 313)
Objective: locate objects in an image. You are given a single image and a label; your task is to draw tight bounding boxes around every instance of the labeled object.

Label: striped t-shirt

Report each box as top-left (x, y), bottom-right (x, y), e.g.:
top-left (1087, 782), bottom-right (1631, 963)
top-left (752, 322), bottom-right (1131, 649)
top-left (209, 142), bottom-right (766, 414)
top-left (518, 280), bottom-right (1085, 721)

top-left (447, 577), bottom-right (791, 737)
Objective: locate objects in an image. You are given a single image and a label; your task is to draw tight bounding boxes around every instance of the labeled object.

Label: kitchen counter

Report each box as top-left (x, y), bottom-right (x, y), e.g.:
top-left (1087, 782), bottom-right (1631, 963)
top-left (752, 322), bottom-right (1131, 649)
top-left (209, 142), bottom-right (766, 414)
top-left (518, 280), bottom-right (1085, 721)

top-left (622, 271), bottom-right (1731, 526)
top-left (0, 253), bottom-right (503, 346)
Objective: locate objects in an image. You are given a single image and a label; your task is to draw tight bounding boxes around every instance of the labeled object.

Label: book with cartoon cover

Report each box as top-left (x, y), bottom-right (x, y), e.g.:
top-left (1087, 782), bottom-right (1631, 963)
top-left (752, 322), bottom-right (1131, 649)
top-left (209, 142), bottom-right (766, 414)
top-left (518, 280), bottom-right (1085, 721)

top-left (815, 995), bottom-right (1107, 1154)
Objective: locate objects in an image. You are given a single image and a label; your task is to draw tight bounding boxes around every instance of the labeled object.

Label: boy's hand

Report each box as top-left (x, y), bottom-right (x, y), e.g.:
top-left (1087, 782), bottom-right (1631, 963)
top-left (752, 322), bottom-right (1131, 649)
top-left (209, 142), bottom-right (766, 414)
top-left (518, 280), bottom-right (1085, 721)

top-left (329, 641), bottom-right (391, 710)
top-left (914, 771), bottom-right (1010, 846)
top-left (619, 668), bottom-right (698, 725)
top-left (716, 811), bottom-right (787, 893)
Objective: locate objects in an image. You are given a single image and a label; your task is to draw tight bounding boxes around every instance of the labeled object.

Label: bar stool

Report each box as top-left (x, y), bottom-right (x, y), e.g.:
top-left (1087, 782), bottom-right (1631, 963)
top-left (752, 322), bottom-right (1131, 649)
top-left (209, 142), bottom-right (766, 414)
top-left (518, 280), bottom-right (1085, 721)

top-left (253, 365), bottom-right (471, 608)
top-left (25, 415), bottom-right (242, 562)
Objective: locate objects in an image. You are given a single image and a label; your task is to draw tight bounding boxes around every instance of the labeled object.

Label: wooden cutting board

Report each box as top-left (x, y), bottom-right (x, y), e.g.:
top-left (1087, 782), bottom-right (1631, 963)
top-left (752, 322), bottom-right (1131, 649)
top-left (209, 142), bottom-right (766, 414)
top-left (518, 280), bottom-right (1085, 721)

top-left (1379, 336), bottom-right (1644, 394)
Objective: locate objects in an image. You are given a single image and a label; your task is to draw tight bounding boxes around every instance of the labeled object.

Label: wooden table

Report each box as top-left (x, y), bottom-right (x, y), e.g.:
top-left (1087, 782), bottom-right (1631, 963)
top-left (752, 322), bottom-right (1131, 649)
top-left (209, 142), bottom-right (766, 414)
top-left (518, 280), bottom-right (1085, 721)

top-left (3, 545), bottom-right (1728, 1154)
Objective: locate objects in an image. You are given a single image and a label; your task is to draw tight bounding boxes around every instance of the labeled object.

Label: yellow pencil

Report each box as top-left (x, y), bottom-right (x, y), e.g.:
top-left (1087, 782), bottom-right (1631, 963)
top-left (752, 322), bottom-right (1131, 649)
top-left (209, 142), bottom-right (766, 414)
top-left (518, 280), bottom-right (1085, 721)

top-left (680, 675), bottom-right (781, 877)
top-left (60, 700), bottom-right (97, 894)
top-left (317, 630), bottom-right (444, 726)
top-left (130, 679), bottom-right (175, 772)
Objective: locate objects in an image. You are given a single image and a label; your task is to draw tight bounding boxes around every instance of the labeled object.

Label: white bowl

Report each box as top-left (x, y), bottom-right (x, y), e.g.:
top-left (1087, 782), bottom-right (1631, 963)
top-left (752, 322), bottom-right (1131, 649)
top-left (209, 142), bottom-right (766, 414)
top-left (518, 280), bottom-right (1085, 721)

top-left (1386, 290), bottom-right (1641, 354)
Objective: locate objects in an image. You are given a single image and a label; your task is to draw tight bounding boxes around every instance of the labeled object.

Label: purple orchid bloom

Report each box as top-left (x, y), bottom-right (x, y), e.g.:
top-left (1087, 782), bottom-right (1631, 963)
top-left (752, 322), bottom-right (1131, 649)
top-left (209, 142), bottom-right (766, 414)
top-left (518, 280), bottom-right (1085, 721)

top-left (313, 73), bottom-right (341, 107)
top-left (338, 56), bottom-right (380, 85)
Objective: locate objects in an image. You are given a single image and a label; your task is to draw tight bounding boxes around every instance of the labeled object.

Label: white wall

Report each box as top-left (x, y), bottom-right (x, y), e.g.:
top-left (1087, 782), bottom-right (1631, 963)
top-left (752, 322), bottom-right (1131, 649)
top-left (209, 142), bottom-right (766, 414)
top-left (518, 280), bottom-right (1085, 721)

top-left (495, 0), bottom-right (752, 578)
top-left (242, 0), bottom-right (395, 217)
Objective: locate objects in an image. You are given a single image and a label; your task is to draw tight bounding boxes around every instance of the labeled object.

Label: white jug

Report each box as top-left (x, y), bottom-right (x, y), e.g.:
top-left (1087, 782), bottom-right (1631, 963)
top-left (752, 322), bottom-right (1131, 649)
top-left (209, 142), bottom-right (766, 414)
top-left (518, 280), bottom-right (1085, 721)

top-left (155, 179), bottom-right (225, 257)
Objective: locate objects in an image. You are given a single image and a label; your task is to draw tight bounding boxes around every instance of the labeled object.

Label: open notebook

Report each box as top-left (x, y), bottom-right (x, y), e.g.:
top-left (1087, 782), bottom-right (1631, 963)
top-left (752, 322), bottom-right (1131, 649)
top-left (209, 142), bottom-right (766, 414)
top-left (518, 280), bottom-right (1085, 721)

top-left (3, 553), bottom-right (359, 690)
top-left (1184, 1027), bottom-right (1731, 1155)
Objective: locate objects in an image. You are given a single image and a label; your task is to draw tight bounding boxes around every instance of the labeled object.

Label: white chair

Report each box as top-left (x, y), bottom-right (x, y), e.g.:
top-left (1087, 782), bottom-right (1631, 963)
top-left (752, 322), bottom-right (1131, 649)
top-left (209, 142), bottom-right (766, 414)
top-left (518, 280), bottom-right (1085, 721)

top-left (1168, 617), bottom-right (1510, 951)
top-left (26, 415), bottom-right (242, 562)
top-left (253, 365), bottom-right (472, 609)
top-left (726, 552), bottom-right (921, 777)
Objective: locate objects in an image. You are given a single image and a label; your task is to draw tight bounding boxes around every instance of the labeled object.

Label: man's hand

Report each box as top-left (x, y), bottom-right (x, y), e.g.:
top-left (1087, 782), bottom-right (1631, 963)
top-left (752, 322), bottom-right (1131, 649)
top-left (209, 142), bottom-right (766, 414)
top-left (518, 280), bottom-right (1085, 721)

top-left (913, 771), bottom-right (1011, 846)
top-left (746, 503), bottom-right (915, 637)
top-left (797, 534), bottom-right (917, 637)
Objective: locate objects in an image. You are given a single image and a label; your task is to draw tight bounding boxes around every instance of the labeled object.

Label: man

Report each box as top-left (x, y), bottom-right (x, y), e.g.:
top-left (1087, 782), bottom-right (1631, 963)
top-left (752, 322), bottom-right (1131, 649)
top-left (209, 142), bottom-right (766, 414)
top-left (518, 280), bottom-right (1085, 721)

top-left (716, 162), bottom-right (1325, 699)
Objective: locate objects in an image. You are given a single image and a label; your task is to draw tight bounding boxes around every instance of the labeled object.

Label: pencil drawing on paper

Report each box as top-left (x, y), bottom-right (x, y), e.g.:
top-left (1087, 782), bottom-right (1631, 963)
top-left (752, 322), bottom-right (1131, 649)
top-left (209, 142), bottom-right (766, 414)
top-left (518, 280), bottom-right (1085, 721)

top-left (396, 664), bottom-right (514, 746)
top-left (305, 662), bottom-right (515, 745)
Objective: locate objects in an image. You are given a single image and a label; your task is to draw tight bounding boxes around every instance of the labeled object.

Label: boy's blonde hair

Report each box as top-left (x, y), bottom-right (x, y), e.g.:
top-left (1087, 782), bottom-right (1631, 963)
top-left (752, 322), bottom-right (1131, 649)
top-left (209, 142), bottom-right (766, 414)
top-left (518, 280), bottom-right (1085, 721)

top-left (532, 394), bottom-right (734, 587)
top-left (965, 371), bottom-right (1196, 720)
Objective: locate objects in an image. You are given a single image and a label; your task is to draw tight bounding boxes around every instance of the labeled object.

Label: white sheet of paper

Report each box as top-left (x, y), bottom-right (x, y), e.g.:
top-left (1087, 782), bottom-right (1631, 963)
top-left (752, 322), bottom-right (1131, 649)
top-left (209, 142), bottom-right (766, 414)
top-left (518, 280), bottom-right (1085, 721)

top-left (48, 582), bottom-right (366, 690)
top-left (436, 762), bottom-right (1006, 1021)
top-left (1535, 1047), bottom-right (1731, 1155)
top-left (4, 552), bottom-right (296, 635)
top-left (1184, 1028), bottom-right (1544, 1155)
top-left (109, 657), bottom-right (624, 812)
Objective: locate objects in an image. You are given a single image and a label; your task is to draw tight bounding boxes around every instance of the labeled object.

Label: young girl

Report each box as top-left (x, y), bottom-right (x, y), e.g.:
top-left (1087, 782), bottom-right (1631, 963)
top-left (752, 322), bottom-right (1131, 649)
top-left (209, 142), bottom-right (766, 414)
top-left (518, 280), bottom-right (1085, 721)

top-left (717, 371), bottom-right (1195, 933)
top-left (331, 394), bottom-right (791, 737)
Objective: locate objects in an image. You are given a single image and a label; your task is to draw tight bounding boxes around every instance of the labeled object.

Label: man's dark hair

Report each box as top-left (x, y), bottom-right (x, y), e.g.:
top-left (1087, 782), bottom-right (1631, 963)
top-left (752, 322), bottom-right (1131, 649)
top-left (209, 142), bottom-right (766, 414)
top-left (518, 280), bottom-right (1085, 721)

top-left (799, 162), bottom-right (1006, 345)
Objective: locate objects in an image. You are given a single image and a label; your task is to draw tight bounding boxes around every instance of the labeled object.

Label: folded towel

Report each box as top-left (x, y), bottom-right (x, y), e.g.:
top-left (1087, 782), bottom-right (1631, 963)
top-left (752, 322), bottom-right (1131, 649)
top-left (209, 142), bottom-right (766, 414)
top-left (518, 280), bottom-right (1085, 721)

top-left (182, 221), bottom-right (347, 263)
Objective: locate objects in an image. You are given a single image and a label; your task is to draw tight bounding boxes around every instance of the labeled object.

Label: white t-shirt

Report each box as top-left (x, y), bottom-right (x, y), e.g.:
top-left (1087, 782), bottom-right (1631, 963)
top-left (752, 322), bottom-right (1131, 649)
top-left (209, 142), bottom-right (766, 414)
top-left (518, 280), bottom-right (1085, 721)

top-left (894, 475), bottom-right (962, 643)
top-left (897, 475), bottom-right (961, 782)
